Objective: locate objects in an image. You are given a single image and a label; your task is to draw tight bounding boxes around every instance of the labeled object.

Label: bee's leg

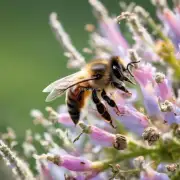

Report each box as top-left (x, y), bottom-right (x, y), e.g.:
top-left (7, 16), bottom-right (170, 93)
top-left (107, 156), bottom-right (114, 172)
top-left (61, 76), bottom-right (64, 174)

top-left (112, 82), bottom-right (132, 96)
top-left (101, 89), bottom-right (120, 116)
top-left (92, 89), bottom-right (116, 129)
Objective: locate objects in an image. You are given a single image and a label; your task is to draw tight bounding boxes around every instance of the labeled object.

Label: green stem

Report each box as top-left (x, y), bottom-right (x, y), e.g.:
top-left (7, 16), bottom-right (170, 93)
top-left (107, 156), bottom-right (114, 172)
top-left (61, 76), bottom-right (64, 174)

top-left (118, 168), bottom-right (141, 174)
top-left (109, 168), bottom-right (140, 180)
top-left (92, 147), bottom-right (157, 171)
top-left (92, 137), bottom-right (180, 172)
top-left (172, 170), bottom-right (180, 180)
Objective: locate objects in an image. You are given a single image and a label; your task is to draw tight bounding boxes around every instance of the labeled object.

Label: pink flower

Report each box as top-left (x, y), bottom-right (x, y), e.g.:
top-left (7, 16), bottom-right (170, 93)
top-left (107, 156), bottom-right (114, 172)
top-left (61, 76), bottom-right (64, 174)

top-left (60, 155), bottom-right (93, 172)
top-left (39, 162), bottom-right (53, 180)
top-left (48, 163), bottom-right (68, 179)
top-left (163, 112), bottom-right (177, 124)
top-left (99, 17), bottom-right (129, 58)
top-left (163, 8), bottom-right (180, 38)
top-left (133, 63), bottom-right (155, 87)
top-left (176, 6), bottom-right (180, 19)
top-left (45, 154), bottom-right (93, 172)
top-left (155, 72), bottom-right (173, 101)
top-left (141, 83), bottom-right (161, 118)
top-left (89, 0), bottom-right (129, 60)
top-left (58, 113), bottom-right (75, 127)
top-left (140, 167), bottom-right (170, 180)
top-left (157, 7), bottom-right (180, 49)
top-left (109, 104), bottom-right (149, 135)
top-left (176, 43), bottom-right (180, 59)
top-left (78, 123), bottom-right (127, 150)
top-left (113, 88), bottom-right (138, 105)
top-left (89, 125), bottom-right (116, 147)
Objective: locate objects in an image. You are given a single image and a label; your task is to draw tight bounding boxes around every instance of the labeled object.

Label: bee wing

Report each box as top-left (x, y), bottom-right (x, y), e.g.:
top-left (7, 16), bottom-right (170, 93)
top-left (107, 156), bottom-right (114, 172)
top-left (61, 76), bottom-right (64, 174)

top-left (43, 71), bottom-right (87, 102)
top-left (43, 72), bottom-right (83, 93)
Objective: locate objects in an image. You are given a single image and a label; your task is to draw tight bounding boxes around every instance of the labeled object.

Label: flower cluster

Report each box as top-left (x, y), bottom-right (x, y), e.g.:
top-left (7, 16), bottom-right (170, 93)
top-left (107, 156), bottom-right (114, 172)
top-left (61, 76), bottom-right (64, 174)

top-left (1, 0), bottom-right (180, 179)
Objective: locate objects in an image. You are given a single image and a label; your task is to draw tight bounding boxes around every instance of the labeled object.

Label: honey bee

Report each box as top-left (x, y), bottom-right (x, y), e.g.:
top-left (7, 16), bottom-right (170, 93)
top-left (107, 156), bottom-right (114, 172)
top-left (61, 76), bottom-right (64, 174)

top-left (43, 56), bottom-right (138, 128)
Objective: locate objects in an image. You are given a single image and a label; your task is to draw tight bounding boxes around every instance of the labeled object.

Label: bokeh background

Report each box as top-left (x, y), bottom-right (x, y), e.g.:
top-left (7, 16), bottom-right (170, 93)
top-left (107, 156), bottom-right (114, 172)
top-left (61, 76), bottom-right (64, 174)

top-left (0, 0), bottom-right (155, 139)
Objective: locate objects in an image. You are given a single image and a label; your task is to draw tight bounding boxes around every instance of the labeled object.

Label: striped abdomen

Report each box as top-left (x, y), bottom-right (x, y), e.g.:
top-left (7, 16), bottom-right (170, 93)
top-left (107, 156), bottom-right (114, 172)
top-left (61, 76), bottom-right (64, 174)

top-left (66, 86), bottom-right (90, 125)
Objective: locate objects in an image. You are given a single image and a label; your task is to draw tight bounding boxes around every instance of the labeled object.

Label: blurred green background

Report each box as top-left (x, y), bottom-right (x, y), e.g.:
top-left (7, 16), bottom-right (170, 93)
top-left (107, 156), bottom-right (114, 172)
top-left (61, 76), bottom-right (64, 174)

top-left (0, 0), bottom-right (155, 138)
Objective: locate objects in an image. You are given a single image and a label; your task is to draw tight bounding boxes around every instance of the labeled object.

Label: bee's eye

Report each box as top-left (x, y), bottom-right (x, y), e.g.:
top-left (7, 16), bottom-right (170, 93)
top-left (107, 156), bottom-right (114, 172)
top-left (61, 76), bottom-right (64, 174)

top-left (113, 67), bottom-right (120, 77)
top-left (113, 65), bottom-right (117, 70)
top-left (112, 64), bottom-right (124, 80)
top-left (94, 74), bottom-right (102, 79)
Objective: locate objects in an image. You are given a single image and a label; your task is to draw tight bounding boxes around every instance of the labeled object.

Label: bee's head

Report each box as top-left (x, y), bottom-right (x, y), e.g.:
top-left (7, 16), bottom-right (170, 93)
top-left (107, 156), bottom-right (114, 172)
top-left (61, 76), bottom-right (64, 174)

top-left (110, 56), bottom-right (126, 80)
top-left (110, 56), bottom-right (135, 84)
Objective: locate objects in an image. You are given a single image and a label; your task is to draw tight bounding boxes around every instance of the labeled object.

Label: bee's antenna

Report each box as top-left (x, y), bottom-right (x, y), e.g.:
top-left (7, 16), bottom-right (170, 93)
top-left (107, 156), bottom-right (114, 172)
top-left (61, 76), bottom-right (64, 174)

top-left (126, 61), bottom-right (140, 77)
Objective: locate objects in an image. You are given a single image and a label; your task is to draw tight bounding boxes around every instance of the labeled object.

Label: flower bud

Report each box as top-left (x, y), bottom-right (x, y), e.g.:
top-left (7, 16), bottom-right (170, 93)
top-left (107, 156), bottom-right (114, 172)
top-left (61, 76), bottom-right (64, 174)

top-left (30, 109), bottom-right (43, 119)
top-left (160, 100), bottom-right (178, 124)
top-left (160, 100), bottom-right (174, 112)
top-left (155, 72), bottom-right (165, 83)
top-left (46, 155), bottom-right (61, 166)
top-left (133, 156), bottom-right (145, 169)
top-left (142, 127), bottom-right (160, 145)
top-left (166, 164), bottom-right (178, 172)
top-left (64, 174), bottom-right (77, 180)
top-left (113, 134), bottom-right (127, 150)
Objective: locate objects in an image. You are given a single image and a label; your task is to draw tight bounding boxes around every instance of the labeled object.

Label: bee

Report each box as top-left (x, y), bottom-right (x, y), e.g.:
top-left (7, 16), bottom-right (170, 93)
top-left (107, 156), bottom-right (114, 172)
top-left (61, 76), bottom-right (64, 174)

top-left (43, 56), bottom-right (138, 128)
